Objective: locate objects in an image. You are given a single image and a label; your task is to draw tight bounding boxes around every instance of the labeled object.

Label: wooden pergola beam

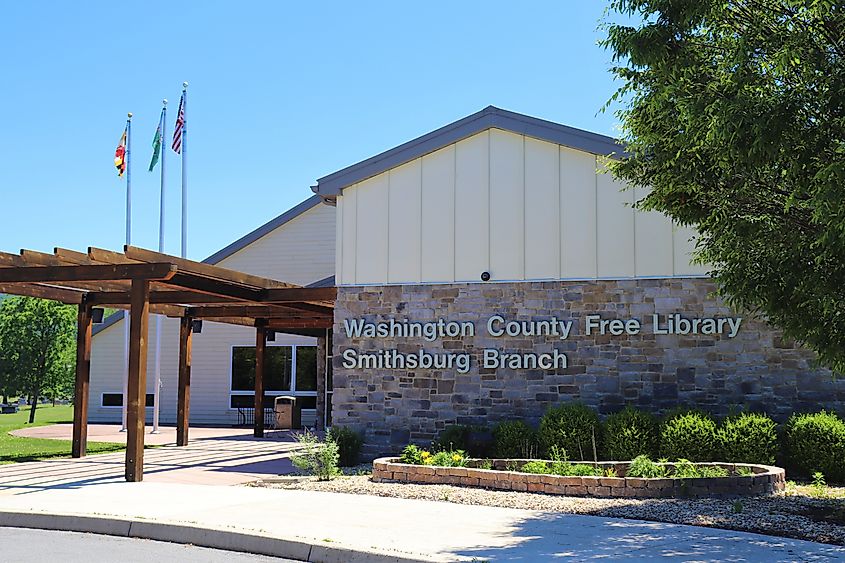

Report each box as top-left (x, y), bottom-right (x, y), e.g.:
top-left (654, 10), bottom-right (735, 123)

top-left (0, 263), bottom-right (177, 283)
top-left (262, 287), bottom-right (337, 302)
top-left (186, 305), bottom-right (330, 319)
top-left (125, 246), bottom-right (296, 289)
top-left (0, 283), bottom-right (84, 304)
top-left (125, 279), bottom-right (150, 482)
top-left (165, 272), bottom-right (265, 302)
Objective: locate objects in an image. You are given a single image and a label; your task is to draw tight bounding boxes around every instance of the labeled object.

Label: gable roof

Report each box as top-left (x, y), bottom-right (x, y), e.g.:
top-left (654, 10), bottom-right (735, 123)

top-left (93, 194), bottom-right (324, 337)
top-left (312, 105), bottom-right (625, 197)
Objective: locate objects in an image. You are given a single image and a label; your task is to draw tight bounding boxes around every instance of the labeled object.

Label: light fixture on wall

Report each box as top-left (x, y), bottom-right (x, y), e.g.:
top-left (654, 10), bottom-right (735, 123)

top-left (91, 308), bottom-right (105, 324)
top-left (480, 271), bottom-right (491, 282)
top-left (191, 320), bottom-right (203, 334)
top-left (267, 331), bottom-right (276, 342)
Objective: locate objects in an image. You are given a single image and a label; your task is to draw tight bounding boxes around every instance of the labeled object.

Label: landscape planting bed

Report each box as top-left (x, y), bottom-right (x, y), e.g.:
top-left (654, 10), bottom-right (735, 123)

top-left (372, 458), bottom-right (786, 498)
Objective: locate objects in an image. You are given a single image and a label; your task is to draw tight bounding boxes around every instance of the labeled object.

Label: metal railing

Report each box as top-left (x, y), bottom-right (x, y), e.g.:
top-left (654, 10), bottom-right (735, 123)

top-left (236, 407), bottom-right (275, 428)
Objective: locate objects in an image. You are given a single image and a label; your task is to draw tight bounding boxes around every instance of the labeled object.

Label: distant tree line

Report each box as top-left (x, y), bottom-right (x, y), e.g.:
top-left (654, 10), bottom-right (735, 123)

top-left (0, 296), bottom-right (76, 423)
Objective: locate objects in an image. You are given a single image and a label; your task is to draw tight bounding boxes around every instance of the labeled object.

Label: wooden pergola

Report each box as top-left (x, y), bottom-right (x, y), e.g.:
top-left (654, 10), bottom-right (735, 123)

top-left (0, 245), bottom-right (335, 481)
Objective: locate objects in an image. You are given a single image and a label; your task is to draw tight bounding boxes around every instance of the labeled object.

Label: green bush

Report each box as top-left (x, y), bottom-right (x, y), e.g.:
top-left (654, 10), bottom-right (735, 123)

top-left (290, 430), bottom-right (340, 480)
top-left (660, 410), bottom-right (717, 461)
top-left (519, 460), bottom-right (550, 474)
top-left (429, 449), bottom-right (469, 467)
top-left (626, 455), bottom-right (667, 478)
top-left (492, 420), bottom-right (537, 458)
top-left (538, 403), bottom-right (601, 461)
top-left (436, 425), bottom-right (470, 451)
top-left (602, 406), bottom-right (659, 460)
top-left (716, 412), bottom-right (778, 465)
top-left (785, 411), bottom-right (845, 482)
top-left (327, 426), bottom-right (363, 467)
top-left (672, 459), bottom-right (728, 479)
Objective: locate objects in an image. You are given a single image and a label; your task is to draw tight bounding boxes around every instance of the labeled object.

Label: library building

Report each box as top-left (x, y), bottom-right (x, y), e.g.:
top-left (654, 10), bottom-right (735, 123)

top-left (88, 106), bottom-right (845, 454)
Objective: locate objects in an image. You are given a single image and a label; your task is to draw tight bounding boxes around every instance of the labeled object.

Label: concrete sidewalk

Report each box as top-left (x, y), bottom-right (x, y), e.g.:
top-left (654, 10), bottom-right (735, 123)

top-left (0, 482), bottom-right (843, 561)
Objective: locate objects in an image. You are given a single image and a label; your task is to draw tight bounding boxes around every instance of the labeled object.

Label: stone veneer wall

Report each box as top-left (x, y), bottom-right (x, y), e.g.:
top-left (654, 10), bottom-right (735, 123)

top-left (332, 279), bottom-right (844, 456)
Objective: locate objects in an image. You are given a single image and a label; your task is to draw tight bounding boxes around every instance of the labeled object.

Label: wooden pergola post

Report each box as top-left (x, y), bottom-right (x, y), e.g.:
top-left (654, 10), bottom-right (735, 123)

top-left (176, 316), bottom-right (193, 446)
top-left (125, 279), bottom-right (150, 482)
top-left (254, 320), bottom-right (267, 438)
top-left (72, 300), bottom-right (92, 458)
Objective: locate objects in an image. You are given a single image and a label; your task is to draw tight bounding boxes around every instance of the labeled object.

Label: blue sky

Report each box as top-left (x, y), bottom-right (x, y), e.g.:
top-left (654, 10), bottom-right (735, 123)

top-left (0, 1), bottom-right (627, 261)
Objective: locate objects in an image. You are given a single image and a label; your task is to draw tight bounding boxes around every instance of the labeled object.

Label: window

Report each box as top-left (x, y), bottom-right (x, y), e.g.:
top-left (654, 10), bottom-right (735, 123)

top-left (229, 344), bottom-right (319, 410)
top-left (231, 346), bottom-right (292, 391)
top-left (102, 393), bottom-right (154, 407)
top-left (296, 346), bottom-right (317, 392)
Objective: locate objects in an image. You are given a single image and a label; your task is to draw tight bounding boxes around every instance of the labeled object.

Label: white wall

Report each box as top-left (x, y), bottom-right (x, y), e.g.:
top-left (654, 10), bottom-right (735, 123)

top-left (335, 128), bottom-right (708, 285)
top-left (88, 202), bottom-right (336, 425)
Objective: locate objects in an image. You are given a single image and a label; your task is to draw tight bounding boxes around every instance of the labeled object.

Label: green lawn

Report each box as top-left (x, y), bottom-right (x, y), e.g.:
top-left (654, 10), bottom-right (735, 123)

top-left (0, 404), bottom-right (124, 464)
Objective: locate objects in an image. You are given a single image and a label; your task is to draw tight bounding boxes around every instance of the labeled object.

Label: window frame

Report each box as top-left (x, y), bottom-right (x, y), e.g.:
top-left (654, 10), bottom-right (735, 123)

top-left (227, 343), bottom-right (318, 411)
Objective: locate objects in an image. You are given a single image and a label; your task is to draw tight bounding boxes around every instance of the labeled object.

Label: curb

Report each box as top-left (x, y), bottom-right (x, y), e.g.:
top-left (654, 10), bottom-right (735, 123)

top-left (0, 511), bottom-right (428, 563)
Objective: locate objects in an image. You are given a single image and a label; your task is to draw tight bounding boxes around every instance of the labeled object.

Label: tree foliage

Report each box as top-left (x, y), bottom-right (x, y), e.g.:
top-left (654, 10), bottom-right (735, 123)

top-left (0, 297), bottom-right (76, 422)
top-left (603, 1), bottom-right (845, 371)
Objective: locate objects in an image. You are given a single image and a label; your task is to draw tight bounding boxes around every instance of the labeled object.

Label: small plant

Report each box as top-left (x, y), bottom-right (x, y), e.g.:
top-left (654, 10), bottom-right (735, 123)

top-left (785, 411), bottom-right (845, 482)
top-left (602, 406), bottom-right (659, 460)
top-left (604, 467), bottom-right (618, 478)
top-left (538, 403), bottom-right (601, 460)
top-left (672, 459), bottom-right (728, 479)
top-left (430, 449), bottom-right (469, 467)
top-left (492, 420), bottom-right (537, 458)
top-left (327, 426), bottom-right (364, 467)
top-left (660, 410), bottom-right (717, 461)
top-left (477, 459), bottom-right (493, 470)
top-left (400, 444), bottom-right (424, 465)
top-left (567, 463), bottom-right (603, 476)
top-left (811, 472), bottom-right (828, 498)
top-left (732, 500), bottom-right (743, 514)
top-left (437, 425), bottom-right (471, 452)
top-left (626, 455), bottom-right (667, 478)
top-left (716, 412), bottom-right (778, 465)
top-left (290, 430), bottom-right (340, 481)
top-left (519, 460), bottom-right (551, 474)
top-left (735, 465), bottom-right (753, 477)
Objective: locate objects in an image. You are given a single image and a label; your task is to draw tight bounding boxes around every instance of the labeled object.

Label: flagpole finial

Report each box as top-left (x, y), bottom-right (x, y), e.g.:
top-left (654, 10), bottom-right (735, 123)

top-left (162, 99), bottom-right (168, 106)
top-left (182, 81), bottom-right (188, 89)
top-left (127, 112), bottom-right (133, 119)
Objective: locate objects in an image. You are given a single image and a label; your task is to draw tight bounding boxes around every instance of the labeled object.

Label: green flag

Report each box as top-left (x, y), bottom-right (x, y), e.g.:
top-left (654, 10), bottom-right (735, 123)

top-left (148, 114), bottom-right (163, 172)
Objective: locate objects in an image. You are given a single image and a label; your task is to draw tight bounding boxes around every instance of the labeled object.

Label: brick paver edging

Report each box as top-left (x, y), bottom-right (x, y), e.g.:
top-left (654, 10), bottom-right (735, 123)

top-left (372, 458), bottom-right (786, 498)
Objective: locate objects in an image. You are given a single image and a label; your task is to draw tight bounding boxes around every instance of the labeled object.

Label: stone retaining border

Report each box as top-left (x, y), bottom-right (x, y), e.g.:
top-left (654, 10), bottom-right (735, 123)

top-left (372, 458), bottom-right (786, 498)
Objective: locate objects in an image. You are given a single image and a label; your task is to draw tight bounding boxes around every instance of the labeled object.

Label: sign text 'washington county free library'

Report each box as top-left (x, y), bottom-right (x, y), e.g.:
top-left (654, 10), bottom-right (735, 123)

top-left (340, 314), bottom-right (743, 373)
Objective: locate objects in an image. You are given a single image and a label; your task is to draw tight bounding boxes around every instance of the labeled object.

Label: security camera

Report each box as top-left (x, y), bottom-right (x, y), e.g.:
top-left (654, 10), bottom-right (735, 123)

top-left (480, 271), bottom-right (491, 282)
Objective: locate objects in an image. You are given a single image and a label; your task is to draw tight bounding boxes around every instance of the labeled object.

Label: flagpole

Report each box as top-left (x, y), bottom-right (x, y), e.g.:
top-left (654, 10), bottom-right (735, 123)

top-left (121, 112), bottom-right (132, 432)
top-left (152, 101), bottom-right (167, 434)
top-left (181, 82), bottom-right (188, 258)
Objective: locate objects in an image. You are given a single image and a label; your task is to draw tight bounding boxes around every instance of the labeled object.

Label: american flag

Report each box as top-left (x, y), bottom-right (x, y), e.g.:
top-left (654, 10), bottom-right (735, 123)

top-left (172, 93), bottom-right (185, 153)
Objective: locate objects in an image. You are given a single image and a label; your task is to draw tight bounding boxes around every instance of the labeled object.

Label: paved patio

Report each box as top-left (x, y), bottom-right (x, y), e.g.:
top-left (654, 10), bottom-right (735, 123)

top-left (0, 426), bottom-right (302, 489)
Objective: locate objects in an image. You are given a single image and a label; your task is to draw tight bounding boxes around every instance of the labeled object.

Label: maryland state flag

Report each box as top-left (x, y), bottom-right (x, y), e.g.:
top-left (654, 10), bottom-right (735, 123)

top-left (114, 128), bottom-right (127, 177)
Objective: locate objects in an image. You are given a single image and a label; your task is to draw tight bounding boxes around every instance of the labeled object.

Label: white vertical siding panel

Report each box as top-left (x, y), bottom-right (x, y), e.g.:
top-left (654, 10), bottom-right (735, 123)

top-left (673, 223), bottom-right (709, 275)
top-left (341, 190), bottom-right (358, 284)
top-left (524, 137), bottom-right (560, 279)
top-left (353, 174), bottom-right (389, 284)
top-left (489, 129), bottom-right (524, 280)
top-left (421, 146), bottom-right (456, 282)
top-left (387, 160), bottom-right (422, 283)
top-left (454, 131), bottom-right (490, 282)
top-left (596, 166), bottom-right (635, 277)
top-left (560, 148), bottom-right (597, 278)
top-left (634, 185), bottom-right (674, 276)
top-left (335, 196), bottom-right (345, 284)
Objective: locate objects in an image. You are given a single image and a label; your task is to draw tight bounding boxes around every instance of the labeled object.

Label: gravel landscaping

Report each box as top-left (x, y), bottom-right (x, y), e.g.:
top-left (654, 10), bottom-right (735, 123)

top-left (256, 472), bottom-right (845, 546)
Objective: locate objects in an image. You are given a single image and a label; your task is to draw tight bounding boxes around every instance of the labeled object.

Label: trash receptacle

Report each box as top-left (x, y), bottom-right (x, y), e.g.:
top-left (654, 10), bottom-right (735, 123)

top-left (274, 396), bottom-right (301, 429)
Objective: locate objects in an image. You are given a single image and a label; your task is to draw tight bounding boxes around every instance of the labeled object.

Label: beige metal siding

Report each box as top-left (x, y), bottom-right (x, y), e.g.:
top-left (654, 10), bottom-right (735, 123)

top-left (334, 128), bottom-right (708, 285)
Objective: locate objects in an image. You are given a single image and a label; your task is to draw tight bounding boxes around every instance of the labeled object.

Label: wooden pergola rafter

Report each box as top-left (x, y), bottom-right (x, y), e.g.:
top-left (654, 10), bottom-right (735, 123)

top-left (0, 245), bottom-right (336, 482)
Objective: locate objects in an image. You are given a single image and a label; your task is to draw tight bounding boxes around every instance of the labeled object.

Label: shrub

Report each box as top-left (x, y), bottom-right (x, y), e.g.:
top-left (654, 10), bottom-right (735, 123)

top-left (785, 411), bottom-right (845, 482)
top-left (290, 430), bottom-right (340, 480)
top-left (437, 424), bottom-right (491, 457)
top-left (566, 463), bottom-right (603, 476)
top-left (602, 406), bottom-right (659, 460)
top-left (660, 410), bottom-right (717, 461)
top-left (626, 455), bottom-right (667, 478)
top-left (492, 420), bottom-right (537, 458)
top-left (437, 425), bottom-right (470, 451)
top-left (328, 426), bottom-right (363, 467)
top-left (430, 449), bottom-right (469, 467)
top-left (400, 444), bottom-right (426, 465)
top-left (538, 403), bottom-right (601, 460)
top-left (672, 459), bottom-right (728, 479)
top-left (716, 412), bottom-right (778, 465)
